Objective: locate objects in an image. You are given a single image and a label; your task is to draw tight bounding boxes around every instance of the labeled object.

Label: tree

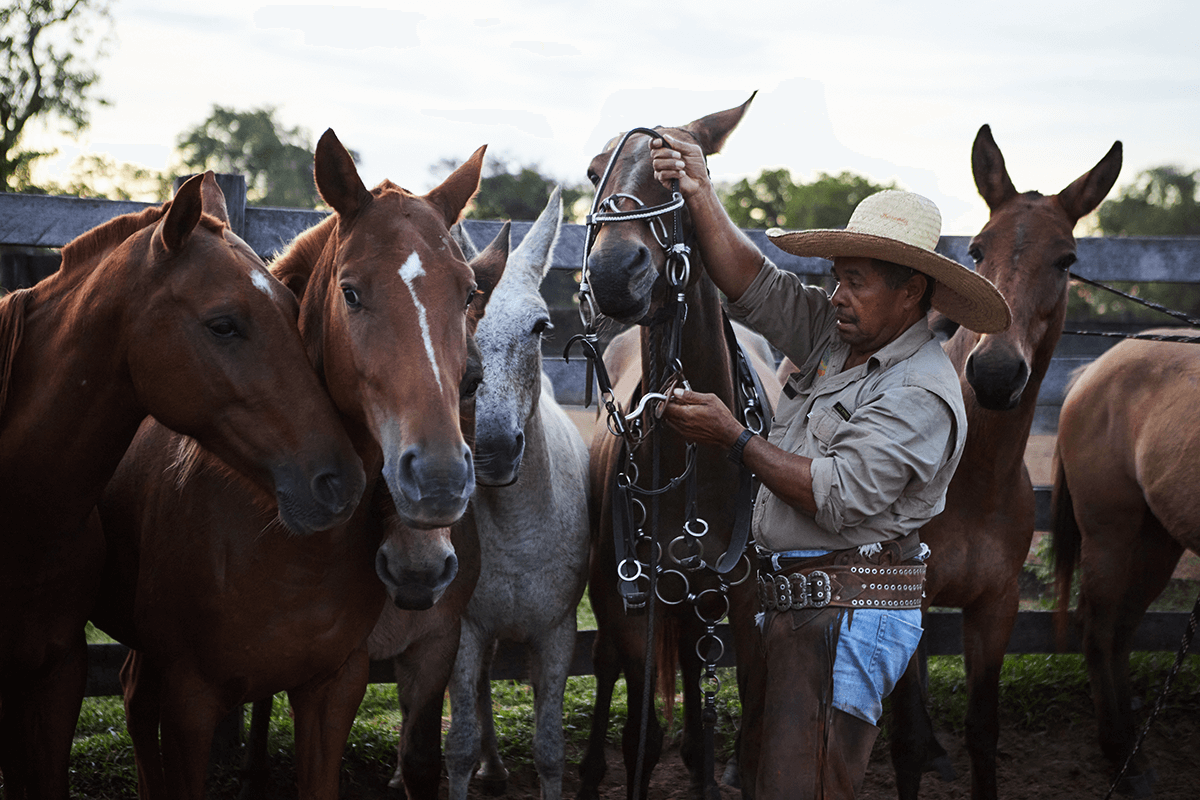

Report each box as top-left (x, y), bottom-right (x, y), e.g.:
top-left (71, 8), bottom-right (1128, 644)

top-left (172, 106), bottom-right (342, 209)
top-left (720, 168), bottom-right (897, 230)
top-left (1096, 165), bottom-right (1200, 236)
top-left (0, 0), bottom-right (113, 191)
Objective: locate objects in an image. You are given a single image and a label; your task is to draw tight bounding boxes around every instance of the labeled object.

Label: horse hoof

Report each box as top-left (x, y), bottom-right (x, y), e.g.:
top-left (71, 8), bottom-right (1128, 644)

top-left (386, 764), bottom-right (404, 790)
top-left (1115, 768), bottom-right (1157, 798)
top-left (926, 754), bottom-right (956, 782)
top-left (721, 759), bottom-right (741, 788)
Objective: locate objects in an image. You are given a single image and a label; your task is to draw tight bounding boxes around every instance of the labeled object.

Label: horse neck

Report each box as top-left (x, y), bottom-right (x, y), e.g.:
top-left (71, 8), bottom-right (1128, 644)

top-left (641, 270), bottom-right (735, 403)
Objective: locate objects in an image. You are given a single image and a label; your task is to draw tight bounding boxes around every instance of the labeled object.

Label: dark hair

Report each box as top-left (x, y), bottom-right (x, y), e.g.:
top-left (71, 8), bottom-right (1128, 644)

top-left (873, 258), bottom-right (935, 314)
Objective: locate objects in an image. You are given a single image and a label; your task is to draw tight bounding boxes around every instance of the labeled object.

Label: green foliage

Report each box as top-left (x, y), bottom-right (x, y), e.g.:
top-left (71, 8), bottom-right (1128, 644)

top-left (0, 0), bottom-right (113, 191)
top-left (1097, 166), bottom-right (1200, 236)
top-left (173, 105), bottom-right (336, 209)
top-left (719, 169), bottom-right (898, 230)
top-left (40, 152), bottom-right (169, 201)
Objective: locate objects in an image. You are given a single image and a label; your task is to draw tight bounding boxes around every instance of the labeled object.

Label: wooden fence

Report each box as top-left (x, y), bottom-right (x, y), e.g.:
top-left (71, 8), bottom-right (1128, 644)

top-left (3, 179), bottom-right (1199, 697)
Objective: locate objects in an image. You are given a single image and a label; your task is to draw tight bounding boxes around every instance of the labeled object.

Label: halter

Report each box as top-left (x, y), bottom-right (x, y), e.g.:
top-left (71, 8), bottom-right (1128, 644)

top-left (563, 125), bottom-right (767, 800)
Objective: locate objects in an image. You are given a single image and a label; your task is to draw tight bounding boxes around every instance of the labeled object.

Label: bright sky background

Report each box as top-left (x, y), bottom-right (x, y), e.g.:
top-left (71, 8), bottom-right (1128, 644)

top-left (24, 0), bottom-right (1200, 235)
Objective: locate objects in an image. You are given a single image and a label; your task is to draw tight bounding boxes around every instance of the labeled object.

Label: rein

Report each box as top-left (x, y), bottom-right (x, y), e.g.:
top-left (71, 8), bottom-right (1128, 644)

top-left (1065, 270), bottom-right (1200, 344)
top-left (563, 126), bottom-right (764, 800)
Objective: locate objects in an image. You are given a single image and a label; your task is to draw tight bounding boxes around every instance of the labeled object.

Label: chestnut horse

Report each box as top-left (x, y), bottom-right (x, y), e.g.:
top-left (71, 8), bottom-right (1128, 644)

top-left (578, 97), bottom-right (781, 800)
top-left (885, 126), bottom-right (1122, 800)
top-left (89, 129), bottom-right (483, 800)
top-left (1052, 330), bottom-right (1200, 798)
top-left (365, 217), bottom-right (514, 800)
top-left (0, 172), bottom-right (362, 800)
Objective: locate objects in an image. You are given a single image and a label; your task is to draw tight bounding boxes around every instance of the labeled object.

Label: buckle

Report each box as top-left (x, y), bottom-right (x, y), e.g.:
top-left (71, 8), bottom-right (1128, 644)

top-left (760, 570), bottom-right (833, 611)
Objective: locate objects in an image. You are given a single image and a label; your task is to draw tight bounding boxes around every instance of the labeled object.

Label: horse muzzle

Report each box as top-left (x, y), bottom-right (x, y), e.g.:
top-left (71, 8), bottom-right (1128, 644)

top-left (383, 441), bottom-right (475, 529)
top-left (965, 345), bottom-right (1030, 411)
top-left (272, 457), bottom-right (366, 535)
top-left (375, 531), bottom-right (458, 610)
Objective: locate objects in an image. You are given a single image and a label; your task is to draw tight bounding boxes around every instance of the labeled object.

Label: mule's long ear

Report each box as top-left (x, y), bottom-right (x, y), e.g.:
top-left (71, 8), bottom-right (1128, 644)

top-left (1056, 141), bottom-right (1123, 224)
top-left (427, 144), bottom-right (486, 228)
top-left (510, 185), bottom-right (563, 283)
top-left (469, 220), bottom-right (511, 317)
top-left (684, 92), bottom-right (756, 156)
top-left (198, 171), bottom-right (230, 225)
top-left (315, 128), bottom-right (372, 220)
top-left (972, 125), bottom-right (1019, 211)
top-left (162, 172), bottom-right (205, 253)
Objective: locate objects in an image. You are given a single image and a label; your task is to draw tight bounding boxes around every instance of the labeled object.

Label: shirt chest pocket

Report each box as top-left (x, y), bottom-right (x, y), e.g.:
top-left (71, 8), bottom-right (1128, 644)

top-left (808, 404), bottom-right (847, 448)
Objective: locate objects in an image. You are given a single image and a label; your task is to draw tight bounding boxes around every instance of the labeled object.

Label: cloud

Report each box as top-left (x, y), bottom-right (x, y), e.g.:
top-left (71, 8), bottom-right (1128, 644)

top-left (421, 108), bottom-right (553, 138)
top-left (254, 5), bottom-right (423, 49)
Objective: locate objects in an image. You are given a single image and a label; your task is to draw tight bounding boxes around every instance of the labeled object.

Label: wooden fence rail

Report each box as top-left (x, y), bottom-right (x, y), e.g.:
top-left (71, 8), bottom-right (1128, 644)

top-left (4, 184), bottom-right (1199, 698)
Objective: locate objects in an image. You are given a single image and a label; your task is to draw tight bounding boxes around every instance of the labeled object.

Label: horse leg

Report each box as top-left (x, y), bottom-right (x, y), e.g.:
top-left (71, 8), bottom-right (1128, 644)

top-left (121, 649), bottom-right (170, 800)
top-left (237, 696), bottom-right (273, 800)
top-left (156, 668), bottom-right (226, 800)
top-left (677, 639), bottom-right (716, 800)
top-left (289, 649), bottom-right (371, 800)
top-left (475, 640), bottom-right (509, 793)
top-left (620, 619), bottom-right (663, 800)
top-left (1080, 512), bottom-right (1181, 797)
top-left (446, 622), bottom-right (489, 800)
top-left (960, 592), bottom-right (1021, 800)
top-left (393, 626), bottom-right (461, 800)
top-left (0, 631), bottom-right (87, 800)
top-left (889, 640), bottom-right (955, 800)
top-left (528, 620), bottom-right (577, 800)
top-left (578, 591), bottom-right (624, 800)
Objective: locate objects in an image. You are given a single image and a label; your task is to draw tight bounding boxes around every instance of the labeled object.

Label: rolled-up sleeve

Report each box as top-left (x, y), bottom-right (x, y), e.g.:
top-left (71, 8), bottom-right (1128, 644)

top-left (809, 386), bottom-right (955, 534)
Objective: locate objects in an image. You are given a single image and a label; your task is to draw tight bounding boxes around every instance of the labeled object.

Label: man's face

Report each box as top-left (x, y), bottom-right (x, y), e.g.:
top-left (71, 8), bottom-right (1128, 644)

top-left (829, 257), bottom-right (922, 357)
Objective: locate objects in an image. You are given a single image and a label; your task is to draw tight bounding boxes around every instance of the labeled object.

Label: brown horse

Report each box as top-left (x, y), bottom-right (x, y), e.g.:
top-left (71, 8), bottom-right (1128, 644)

top-left (886, 126), bottom-right (1122, 800)
top-left (1052, 329), bottom-right (1200, 798)
top-left (0, 172), bottom-right (364, 800)
top-left (578, 97), bottom-right (781, 800)
top-left (361, 217), bottom-right (512, 800)
top-left (89, 129), bottom-right (484, 800)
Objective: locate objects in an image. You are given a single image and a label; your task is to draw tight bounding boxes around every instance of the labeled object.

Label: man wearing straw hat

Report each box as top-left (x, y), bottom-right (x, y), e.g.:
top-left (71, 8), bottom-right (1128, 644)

top-left (650, 136), bottom-right (1010, 798)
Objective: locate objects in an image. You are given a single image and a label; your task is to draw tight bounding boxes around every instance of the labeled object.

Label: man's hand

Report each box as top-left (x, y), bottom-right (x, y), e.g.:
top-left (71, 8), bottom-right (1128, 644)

top-left (650, 135), bottom-right (709, 200)
top-left (660, 388), bottom-right (744, 449)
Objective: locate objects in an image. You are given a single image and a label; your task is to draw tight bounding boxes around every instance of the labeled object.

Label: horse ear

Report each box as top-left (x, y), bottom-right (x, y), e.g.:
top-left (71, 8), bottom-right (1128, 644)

top-left (451, 221), bottom-right (480, 260)
top-left (510, 185), bottom-right (562, 283)
top-left (427, 145), bottom-right (487, 228)
top-left (1056, 141), bottom-right (1123, 224)
top-left (469, 220), bottom-right (511, 315)
top-left (162, 173), bottom-right (205, 253)
top-left (198, 171), bottom-right (230, 225)
top-left (972, 125), bottom-right (1019, 211)
top-left (682, 92), bottom-right (756, 156)
top-left (314, 128), bottom-right (372, 219)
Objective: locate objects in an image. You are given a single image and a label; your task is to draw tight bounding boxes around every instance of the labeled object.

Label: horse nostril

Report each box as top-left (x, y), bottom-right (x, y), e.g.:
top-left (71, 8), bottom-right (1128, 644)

top-left (312, 471), bottom-right (347, 512)
top-left (440, 551), bottom-right (459, 588)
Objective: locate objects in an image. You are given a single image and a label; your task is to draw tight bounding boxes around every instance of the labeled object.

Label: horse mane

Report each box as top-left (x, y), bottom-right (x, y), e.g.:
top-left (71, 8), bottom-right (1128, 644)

top-left (168, 432), bottom-right (282, 527)
top-left (0, 288), bottom-right (33, 422)
top-left (59, 206), bottom-right (165, 275)
top-left (269, 214), bottom-right (340, 377)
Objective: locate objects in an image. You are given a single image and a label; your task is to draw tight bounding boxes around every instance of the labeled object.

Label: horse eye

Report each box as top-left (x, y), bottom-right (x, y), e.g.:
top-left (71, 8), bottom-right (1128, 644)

top-left (587, 170), bottom-right (599, 186)
top-left (532, 318), bottom-right (553, 336)
top-left (1054, 253), bottom-right (1078, 272)
top-left (466, 287), bottom-right (482, 311)
top-left (207, 318), bottom-right (239, 339)
top-left (967, 247), bottom-right (983, 265)
top-left (460, 372), bottom-right (482, 399)
top-left (342, 286), bottom-right (361, 309)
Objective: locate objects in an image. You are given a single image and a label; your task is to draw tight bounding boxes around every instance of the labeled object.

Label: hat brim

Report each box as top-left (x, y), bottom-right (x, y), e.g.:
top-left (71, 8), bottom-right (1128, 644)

top-left (767, 228), bottom-right (1012, 334)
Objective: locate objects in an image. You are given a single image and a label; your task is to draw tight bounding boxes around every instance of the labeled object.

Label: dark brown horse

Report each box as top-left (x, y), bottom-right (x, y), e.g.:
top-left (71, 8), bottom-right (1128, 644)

top-left (89, 129), bottom-right (484, 800)
top-left (1052, 329), bottom-right (1200, 798)
top-left (886, 126), bottom-right (1122, 800)
top-left (0, 172), bottom-right (363, 800)
top-left (578, 97), bottom-right (781, 800)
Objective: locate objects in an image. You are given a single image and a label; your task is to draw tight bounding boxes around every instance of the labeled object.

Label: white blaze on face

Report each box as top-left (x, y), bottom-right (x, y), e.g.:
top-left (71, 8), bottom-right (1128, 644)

top-left (250, 267), bottom-right (276, 299)
top-left (398, 251), bottom-right (445, 394)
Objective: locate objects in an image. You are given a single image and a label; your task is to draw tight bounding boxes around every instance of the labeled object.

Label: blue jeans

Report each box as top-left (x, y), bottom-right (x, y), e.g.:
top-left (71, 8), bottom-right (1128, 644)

top-left (832, 607), bottom-right (924, 724)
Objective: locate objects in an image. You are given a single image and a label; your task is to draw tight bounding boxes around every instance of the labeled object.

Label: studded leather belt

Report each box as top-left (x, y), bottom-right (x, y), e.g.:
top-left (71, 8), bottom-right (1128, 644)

top-left (756, 541), bottom-right (926, 611)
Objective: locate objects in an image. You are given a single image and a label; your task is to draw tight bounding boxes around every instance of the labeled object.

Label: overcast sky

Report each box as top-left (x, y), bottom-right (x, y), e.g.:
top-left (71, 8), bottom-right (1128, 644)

top-left (24, 0), bottom-right (1199, 234)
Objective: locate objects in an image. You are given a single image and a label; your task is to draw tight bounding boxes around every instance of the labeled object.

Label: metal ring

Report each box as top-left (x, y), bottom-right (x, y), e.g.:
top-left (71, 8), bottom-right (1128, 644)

top-left (617, 558), bottom-right (644, 583)
top-left (630, 497), bottom-right (647, 529)
top-left (577, 287), bottom-right (598, 329)
top-left (744, 407), bottom-right (765, 435)
top-left (655, 569), bottom-right (689, 606)
top-left (684, 517), bottom-right (709, 538)
top-left (693, 588), bottom-right (730, 624)
top-left (668, 535), bottom-right (703, 569)
top-left (667, 251), bottom-right (690, 287)
top-left (725, 552), bottom-right (753, 586)
top-left (695, 632), bottom-right (726, 664)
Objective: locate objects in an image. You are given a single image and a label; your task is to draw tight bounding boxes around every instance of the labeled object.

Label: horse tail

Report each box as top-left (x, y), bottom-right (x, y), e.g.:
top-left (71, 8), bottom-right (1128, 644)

top-left (655, 611), bottom-right (680, 727)
top-left (1049, 447), bottom-right (1081, 650)
top-left (0, 288), bottom-right (32, 422)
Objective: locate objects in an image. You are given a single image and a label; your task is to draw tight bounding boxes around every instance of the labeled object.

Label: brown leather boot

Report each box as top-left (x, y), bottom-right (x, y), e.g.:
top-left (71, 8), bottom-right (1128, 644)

top-left (820, 708), bottom-right (880, 798)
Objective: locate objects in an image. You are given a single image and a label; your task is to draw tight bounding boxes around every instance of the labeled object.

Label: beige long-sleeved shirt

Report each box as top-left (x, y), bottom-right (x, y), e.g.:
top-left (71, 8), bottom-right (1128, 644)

top-left (727, 258), bottom-right (967, 553)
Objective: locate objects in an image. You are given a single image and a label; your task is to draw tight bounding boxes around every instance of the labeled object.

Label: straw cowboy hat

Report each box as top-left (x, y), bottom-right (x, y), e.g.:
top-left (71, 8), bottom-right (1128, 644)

top-left (767, 190), bottom-right (1011, 334)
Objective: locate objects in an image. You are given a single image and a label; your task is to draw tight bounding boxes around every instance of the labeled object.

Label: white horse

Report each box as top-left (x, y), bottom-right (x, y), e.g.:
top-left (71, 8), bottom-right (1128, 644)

top-left (442, 187), bottom-right (591, 800)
